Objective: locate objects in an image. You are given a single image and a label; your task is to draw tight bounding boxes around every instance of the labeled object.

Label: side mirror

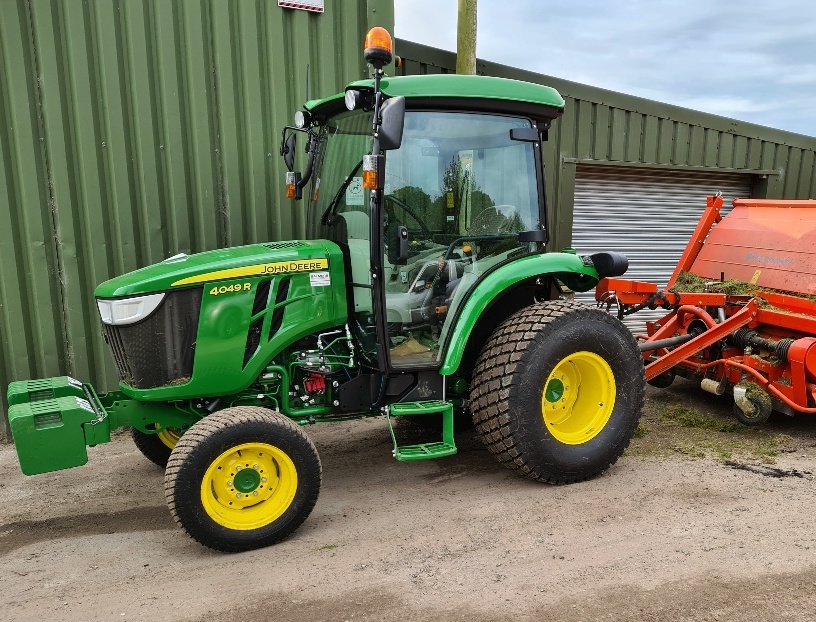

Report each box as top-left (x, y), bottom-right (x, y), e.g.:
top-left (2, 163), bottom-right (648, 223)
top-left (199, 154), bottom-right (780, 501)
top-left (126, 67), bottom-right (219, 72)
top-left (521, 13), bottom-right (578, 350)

top-left (378, 96), bottom-right (405, 151)
top-left (282, 129), bottom-right (317, 201)
top-left (283, 132), bottom-right (296, 172)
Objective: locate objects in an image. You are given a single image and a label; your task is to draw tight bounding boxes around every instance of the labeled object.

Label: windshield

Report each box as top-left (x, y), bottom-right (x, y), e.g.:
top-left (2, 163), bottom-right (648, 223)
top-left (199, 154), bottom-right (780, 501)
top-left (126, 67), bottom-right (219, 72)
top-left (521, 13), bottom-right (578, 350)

top-left (384, 111), bottom-right (540, 259)
top-left (305, 110), bottom-right (542, 247)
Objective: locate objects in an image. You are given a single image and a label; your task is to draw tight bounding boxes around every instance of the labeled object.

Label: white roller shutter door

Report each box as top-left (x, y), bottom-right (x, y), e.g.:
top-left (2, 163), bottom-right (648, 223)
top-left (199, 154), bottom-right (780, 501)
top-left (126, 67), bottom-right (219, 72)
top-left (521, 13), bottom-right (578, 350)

top-left (571, 165), bottom-right (753, 333)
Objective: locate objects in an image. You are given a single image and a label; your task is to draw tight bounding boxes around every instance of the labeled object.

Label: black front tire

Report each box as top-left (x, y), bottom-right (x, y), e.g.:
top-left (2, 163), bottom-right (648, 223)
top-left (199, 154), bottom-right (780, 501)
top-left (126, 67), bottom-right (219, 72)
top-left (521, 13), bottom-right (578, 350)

top-left (164, 406), bottom-right (321, 552)
top-left (471, 301), bottom-right (645, 484)
top-left (132, 428), bottom-right (180, 468)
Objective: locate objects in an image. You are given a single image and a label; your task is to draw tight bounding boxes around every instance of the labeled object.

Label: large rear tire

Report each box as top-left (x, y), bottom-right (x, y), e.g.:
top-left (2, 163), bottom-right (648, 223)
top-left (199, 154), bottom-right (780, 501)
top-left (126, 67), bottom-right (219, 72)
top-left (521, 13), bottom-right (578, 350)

top-left (164, 406), bottom-right (321, 552)
top-left (471, 301), bottom-right (645, 483)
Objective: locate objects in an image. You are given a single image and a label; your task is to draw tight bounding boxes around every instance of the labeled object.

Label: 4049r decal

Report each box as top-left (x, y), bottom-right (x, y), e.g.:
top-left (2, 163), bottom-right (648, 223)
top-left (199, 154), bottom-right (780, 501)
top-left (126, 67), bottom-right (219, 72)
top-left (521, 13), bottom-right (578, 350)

top-left (208, 283), bottom-right (252, 296)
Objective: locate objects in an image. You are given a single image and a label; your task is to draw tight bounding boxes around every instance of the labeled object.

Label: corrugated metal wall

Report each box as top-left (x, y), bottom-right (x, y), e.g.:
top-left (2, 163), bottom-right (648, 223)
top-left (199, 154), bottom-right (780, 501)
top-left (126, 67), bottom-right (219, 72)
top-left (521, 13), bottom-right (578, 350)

top-left (395, 40), bottom-right (816, 252)
top-left (571, 166), bottom-right (753, 333)
top-left (0, 0), bottom-right (393, 437)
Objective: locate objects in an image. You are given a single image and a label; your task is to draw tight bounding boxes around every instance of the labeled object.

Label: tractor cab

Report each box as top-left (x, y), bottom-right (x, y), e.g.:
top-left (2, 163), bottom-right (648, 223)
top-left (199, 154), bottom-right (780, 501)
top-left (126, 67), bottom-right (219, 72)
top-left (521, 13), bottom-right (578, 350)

top-left (282, 30), bottom-right (564, 376)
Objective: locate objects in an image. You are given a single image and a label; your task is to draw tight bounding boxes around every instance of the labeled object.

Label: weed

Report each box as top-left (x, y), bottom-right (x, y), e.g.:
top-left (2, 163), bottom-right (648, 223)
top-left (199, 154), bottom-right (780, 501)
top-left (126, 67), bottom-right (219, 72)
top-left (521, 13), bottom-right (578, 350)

top-left (634, 422), bottom-right (649, 438)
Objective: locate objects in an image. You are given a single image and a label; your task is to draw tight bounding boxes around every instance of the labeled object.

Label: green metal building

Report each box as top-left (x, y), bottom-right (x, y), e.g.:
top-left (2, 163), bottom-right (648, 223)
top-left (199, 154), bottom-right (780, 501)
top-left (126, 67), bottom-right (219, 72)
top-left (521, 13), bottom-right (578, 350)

top-left (2, 1), bottom-right (814, 434)
top-left (0, 0), bottom-right (393, 437)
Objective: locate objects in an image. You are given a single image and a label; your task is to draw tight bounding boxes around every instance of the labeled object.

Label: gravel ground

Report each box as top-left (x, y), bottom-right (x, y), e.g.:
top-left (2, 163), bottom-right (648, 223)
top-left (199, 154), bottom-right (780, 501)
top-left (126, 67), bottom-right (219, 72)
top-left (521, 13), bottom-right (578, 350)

top-left (2, 379), bottom-right (816, 622)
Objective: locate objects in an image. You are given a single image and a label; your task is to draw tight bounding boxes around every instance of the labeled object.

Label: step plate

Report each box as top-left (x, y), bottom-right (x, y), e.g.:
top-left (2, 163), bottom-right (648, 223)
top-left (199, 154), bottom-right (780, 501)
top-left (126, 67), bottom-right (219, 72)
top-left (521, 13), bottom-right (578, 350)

top-left (394, 442), bottom-right (457, 462)
top-left (390, 400), bottom-right (453, 416)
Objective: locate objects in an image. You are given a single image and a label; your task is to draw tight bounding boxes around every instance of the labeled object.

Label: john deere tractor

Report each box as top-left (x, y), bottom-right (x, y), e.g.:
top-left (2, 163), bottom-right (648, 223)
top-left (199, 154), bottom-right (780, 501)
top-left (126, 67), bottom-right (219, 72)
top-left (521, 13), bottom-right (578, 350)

top-left (7, 28), bottom-right (645, 552)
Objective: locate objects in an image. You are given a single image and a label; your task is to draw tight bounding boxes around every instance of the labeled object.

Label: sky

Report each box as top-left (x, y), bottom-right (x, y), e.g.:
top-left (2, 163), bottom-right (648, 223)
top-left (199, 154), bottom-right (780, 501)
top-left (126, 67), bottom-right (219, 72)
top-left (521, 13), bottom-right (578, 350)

top-left (393, 0), bottom-right (816, 138)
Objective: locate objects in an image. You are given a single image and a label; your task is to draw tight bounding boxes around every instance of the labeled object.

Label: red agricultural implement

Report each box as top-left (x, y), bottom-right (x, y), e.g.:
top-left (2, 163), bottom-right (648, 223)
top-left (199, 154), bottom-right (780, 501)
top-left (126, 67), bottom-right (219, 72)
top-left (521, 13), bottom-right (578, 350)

top-left (595, 194), bottom-right (816, 425)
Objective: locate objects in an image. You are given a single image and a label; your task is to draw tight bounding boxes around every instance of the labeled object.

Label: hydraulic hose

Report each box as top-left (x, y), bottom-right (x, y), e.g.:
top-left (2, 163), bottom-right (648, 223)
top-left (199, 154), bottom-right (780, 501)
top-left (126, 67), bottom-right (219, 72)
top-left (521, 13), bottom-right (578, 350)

top-left (638, 333), bottom-right (696, 352)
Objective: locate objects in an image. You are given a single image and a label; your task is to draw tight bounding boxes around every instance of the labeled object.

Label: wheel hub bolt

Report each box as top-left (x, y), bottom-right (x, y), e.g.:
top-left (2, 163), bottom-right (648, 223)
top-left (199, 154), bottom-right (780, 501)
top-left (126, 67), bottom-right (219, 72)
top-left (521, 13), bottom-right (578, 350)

top-left (261, 477), bottom-right (268, 483)
top-left (236, 493), bottom-right (243, 498)
top-left (227, 480), bottom-right (233, 487)
top-left (253, 464), bottom-right (259, 470)
top-left (236, 466), bottom-right (243, 471)
top-left (253, 491), bottom-right (259, 496)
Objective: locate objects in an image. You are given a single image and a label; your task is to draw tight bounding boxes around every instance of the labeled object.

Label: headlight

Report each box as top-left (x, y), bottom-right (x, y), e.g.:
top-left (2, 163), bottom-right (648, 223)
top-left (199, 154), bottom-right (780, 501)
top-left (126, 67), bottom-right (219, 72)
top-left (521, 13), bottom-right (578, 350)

top-left (345, 89), bottom-right (360, 111)
top-left (294, 110), bottom-right (310, 128)
top-left (97, 293), bottom-right (166, 326)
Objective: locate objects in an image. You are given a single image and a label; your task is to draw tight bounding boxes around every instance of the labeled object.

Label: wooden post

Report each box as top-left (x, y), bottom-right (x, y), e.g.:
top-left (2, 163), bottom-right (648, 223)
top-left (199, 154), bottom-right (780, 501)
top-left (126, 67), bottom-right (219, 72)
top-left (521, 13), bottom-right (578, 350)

top-left (456, 0), bottom-right (477, 75)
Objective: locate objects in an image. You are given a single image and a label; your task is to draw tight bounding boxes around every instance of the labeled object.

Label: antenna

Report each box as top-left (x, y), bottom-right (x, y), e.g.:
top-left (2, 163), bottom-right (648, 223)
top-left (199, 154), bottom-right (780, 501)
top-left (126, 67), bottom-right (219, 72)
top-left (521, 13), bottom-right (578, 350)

top-left (305, 64), bottom-right (310, 102)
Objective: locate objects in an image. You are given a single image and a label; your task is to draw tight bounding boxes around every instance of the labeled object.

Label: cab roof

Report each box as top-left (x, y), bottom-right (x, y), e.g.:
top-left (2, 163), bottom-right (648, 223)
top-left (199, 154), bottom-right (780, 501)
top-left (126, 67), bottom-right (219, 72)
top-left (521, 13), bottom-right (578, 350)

top-left (304, 74), bottom-right (565, 122)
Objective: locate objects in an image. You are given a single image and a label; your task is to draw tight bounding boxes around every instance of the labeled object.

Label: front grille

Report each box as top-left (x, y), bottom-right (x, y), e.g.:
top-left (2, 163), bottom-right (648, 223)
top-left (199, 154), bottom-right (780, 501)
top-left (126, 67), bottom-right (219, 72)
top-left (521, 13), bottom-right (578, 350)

top-left (102, 288), bottom-right (202, 389)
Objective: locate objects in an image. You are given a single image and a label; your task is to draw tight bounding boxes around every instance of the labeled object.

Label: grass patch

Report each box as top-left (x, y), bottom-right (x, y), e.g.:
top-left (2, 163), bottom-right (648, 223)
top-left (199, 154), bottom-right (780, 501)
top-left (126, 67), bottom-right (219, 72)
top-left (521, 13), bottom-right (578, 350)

top-left (318, 544), bottom-right (339, 551)
top-left (672, 271), bottom-right (816, 306)
top-left (660, 405), bottom-right (748, 434)
top-left (628, 401), bottom-right (792, 464)
top-left (671, 444), bottom-right (706, 459)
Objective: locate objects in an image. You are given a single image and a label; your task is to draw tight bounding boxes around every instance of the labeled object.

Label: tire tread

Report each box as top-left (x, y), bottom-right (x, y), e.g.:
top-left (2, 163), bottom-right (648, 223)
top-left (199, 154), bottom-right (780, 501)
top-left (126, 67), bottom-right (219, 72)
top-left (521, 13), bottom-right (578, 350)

top-left (471, 300), bottom-right (645, 484)
top-left (131, 428), bottom-right (173, 468)
top-left (164, 406), bottom-right (321, 552)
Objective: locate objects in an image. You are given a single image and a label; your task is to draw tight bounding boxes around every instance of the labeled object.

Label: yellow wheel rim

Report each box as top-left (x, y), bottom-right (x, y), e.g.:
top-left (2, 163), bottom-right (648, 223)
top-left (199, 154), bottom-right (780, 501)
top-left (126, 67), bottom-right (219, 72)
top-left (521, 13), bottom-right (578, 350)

top-left (541, 351), bottom-right (615, 445)
top-left (157, 428), bottom-right (182, 450)
top-left (200, 443), bottom-right (297, 531)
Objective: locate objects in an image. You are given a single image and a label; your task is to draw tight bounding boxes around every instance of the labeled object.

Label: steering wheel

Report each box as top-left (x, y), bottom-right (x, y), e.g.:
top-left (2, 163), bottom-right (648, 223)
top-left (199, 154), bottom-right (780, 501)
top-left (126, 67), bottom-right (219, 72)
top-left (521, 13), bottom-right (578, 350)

top-left (384, 194), bottom-right (433, 240)
top-left (467, 204), bottom-right (520, 236)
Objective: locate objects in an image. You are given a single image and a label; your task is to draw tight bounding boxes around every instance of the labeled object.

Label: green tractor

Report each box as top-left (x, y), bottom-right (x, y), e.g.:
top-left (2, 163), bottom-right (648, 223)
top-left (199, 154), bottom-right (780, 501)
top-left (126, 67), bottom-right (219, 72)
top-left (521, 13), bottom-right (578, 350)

top-left (7, 28), bottom-right (645, 552)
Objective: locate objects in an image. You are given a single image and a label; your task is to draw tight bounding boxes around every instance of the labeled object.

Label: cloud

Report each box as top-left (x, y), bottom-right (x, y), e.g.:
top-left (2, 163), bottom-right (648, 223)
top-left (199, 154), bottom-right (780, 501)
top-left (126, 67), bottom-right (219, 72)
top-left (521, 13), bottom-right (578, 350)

top-left (394, 0), bottom-right (816, 137)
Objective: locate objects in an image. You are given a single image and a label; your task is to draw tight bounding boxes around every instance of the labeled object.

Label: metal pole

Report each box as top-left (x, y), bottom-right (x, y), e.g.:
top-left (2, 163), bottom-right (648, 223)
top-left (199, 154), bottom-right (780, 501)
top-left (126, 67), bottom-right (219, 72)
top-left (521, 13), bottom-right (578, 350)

top-left (456, 0), bottom-right (477, 75)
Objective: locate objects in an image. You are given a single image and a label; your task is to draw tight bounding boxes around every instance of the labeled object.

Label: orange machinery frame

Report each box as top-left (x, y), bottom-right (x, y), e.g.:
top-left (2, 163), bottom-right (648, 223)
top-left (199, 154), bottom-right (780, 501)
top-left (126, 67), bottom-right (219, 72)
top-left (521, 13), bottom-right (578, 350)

top-left (596, 195), bottom-right (816, 414)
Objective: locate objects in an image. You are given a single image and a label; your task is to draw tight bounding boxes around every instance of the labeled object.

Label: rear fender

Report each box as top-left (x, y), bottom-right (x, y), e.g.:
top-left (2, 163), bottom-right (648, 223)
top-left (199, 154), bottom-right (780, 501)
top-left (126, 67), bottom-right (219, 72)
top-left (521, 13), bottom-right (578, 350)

top-left (440, 253), bottom-right (599, 375)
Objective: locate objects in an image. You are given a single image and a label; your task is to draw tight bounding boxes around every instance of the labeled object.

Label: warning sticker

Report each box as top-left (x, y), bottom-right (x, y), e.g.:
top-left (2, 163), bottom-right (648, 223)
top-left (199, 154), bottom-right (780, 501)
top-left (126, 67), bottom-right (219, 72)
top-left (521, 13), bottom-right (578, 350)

top-left (310, 271), bottom-right (331, 287)
top-left (346, 177), bottom-right (364, 206)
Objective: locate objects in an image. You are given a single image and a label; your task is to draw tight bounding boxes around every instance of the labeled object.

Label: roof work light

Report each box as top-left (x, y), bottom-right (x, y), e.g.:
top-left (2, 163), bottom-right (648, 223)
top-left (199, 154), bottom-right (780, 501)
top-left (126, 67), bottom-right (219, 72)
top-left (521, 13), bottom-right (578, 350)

top-left (364, 27), bottom-right (393, 67)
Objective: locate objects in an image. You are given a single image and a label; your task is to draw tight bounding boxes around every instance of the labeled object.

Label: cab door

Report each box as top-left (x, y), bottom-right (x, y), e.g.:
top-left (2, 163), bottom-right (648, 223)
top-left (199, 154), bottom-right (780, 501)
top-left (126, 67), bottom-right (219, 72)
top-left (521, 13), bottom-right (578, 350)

top-left (381, 110), bottom-right (544, 370)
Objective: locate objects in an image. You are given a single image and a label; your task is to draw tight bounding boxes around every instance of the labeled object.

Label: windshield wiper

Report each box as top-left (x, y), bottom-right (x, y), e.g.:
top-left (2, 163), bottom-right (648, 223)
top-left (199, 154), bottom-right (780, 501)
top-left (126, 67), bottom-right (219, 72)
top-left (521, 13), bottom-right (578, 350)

top-left (321, 159), bottom-right (364, 225)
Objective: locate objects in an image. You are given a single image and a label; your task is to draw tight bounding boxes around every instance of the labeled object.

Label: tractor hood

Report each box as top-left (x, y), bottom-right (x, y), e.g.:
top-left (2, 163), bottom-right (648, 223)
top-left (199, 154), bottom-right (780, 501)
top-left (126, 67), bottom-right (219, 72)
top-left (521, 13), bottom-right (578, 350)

top-left (95, 240), bottom-right (341, 298)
